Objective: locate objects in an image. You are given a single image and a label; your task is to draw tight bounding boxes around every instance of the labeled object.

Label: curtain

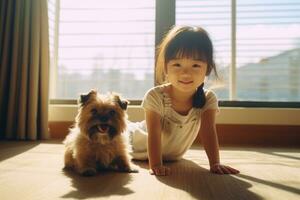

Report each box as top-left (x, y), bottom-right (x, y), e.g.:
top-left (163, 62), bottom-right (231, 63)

top-left (0, 0), bottom-right (50, 140)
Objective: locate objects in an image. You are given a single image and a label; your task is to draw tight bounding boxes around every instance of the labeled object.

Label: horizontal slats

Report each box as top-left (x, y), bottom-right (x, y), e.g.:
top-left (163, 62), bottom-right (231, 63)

top-left (176, 0), bottom-right (300, 101)
top-left (49, 0), bottom-right (300, 101)
top-left (50, 0), bottom-right (155, 99)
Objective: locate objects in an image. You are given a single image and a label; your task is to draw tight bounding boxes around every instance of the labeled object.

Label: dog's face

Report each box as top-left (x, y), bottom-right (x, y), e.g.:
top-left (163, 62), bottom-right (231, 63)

top-left (76, 90), bottom-right (128, 143)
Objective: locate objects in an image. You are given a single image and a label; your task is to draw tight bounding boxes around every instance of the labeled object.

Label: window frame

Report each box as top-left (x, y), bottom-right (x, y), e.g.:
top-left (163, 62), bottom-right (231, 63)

top-left (49, 0), bottom-right (300, 108)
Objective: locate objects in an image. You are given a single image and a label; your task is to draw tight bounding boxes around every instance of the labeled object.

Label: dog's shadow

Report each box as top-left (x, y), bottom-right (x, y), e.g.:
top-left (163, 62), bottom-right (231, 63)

top-left (61, 169), bottom-right (134, 199)
top-left (133, 159), bottom-right (263, 200)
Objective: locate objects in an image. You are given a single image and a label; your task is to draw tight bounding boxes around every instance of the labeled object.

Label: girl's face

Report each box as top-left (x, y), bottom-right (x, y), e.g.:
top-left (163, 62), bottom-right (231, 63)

top-left (166, 58), bottom-right (207, 93)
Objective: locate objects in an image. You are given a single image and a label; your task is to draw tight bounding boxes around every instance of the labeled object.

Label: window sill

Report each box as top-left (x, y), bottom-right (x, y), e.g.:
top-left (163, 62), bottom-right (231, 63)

top-left (49, 104), bottom-right (300, 125)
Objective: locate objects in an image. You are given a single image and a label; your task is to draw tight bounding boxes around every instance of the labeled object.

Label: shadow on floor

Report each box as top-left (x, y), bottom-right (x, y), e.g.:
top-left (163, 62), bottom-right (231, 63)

top-left (254, 149), bottom-right (300, 161)
top-left (61, 169), bottom-right (135, 199)
top-left (0, 141), bottom-right (40, 161)
top-left (133, 159), bottom-right (263, 200)
top-left (237, 174), bottom-right (300, 196)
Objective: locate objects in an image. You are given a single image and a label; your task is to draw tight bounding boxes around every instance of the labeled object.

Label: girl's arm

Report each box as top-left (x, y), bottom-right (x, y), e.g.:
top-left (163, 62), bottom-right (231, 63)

top-left (199, 109), bottom-right (239, 174)
top-left (145, 109), bottom-right (171, 176)
top-left (199, 109), bottom-right (220, 166)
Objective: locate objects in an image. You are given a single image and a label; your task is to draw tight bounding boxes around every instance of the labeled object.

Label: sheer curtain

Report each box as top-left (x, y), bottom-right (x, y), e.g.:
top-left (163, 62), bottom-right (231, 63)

top-left (0, 0), bottom-right (50, 140)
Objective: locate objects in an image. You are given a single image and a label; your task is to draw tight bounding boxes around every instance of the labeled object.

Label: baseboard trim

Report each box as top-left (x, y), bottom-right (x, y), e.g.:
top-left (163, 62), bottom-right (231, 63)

top-left (49, 122), bottom-right (300, 146)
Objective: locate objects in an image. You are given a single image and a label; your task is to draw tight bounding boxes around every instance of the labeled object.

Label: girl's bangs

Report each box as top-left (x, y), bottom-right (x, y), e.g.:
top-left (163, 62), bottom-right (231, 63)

top-left (169, 48), bottom-right (208, 62)
top-left (165, 36), bottom-right (209, 62)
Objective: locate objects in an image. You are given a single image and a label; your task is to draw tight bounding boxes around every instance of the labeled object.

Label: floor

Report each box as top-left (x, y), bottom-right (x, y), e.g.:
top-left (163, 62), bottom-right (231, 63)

top-left (0, 141), bottom-right (299, 200)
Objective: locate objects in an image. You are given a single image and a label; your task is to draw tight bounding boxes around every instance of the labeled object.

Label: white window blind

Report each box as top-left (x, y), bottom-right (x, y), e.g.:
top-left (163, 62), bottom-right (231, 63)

top-left (52, 0), bottom-right (155, 99)
top-left (236, 0), bottom-right (300, 101)
top-left (176, 0), bottom-right (300, 101)
top-left (49, 0), bottom-right (300, 102)
top-left (48, 0), bottom-right (56, 61)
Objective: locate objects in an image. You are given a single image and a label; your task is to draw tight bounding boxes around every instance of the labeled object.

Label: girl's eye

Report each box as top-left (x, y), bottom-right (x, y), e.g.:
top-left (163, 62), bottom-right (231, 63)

top-left (172, 63), bottom-right (181, 67)
top-left (192, 64), bottom-right (201, 68)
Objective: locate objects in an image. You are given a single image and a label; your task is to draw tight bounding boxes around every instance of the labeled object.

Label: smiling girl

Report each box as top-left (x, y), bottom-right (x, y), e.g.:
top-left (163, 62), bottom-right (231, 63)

top-left (128, 25), bottom-right (240, 176)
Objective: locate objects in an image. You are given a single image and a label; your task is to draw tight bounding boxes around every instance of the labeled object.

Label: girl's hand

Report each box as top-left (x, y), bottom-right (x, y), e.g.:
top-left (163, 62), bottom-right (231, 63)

top-left (210, 163), bottom-right (240, 175)
top-left (149, 165), bottom-right (171, 176)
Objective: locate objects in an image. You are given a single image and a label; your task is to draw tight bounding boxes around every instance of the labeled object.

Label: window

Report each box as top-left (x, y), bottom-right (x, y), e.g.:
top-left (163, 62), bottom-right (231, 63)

top-left (49, 0), bottom-right (300, 103)
top-left (176, 0), bottom-right (300, 101)
top-left (49, 0), bottom-right (155, 100)
top-left (236, 0), bottom-right (300, 101)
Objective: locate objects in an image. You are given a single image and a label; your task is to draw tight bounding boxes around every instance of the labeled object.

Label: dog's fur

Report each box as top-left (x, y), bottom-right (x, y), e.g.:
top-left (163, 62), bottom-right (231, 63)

top-left (63, 90), bottom-right (137, 176)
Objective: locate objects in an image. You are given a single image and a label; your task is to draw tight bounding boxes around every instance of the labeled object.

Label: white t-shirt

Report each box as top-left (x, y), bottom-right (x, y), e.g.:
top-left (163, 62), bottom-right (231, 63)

top-left (129, 84), bottom-right (219, 160)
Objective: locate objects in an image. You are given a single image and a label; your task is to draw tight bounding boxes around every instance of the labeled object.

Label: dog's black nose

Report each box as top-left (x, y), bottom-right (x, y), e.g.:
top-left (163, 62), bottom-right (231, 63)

top-left (98, 115), bottom-right (109, 122)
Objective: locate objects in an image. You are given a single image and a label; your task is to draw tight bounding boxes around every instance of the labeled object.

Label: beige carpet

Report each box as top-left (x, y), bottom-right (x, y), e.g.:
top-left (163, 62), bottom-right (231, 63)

top-left (0, 141), bottom-right (299, 200)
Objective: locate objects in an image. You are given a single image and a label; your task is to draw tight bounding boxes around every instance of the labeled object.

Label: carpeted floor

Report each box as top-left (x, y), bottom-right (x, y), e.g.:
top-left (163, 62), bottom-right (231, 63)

top-left (0, 141), bottom-right (299, 200)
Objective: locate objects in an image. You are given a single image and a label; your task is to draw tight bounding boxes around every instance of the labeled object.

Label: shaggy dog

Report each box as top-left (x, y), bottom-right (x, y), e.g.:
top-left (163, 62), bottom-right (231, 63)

top-left (63, 90), bottom-right (137, 176)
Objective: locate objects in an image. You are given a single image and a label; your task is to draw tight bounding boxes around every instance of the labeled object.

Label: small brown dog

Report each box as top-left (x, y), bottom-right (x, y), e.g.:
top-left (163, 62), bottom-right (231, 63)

top-left (63, 90), bottom-right (137, 176)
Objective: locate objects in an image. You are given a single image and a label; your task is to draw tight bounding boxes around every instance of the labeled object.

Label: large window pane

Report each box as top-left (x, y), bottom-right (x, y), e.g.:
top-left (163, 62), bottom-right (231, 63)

top-left (176, 0), bottom-right (300, 102)
top-left (236, 0), bottom-right (300, 101)
top-left (176, 0), bottom-right (231, 100)
top-left (54, 0), bottom-right (155, 99)
top-left (49, 0), bottom-right (300, 102)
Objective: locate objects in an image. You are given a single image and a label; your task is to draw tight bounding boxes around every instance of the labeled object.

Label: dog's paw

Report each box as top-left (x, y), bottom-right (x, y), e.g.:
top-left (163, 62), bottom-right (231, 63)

top-left (129, 164), bottom-right (140, 173)
top-left (80, 168), bottom-right (97, 176)
top-left (121, 166), bottom-right (139, 173)
top-left (63, 165), bottom-right (74, 171)
top-left (115, 166), bottom-right (139, 173)
top-left (128, 168), bottom-right (139, 173)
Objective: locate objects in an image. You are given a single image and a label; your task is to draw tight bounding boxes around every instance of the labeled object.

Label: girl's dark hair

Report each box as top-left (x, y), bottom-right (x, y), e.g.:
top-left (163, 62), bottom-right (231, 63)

top-left (156, 26), bottom-right (218, 108)
top-left (164, 27), bottom-right (216, 76)
top-left (193, 83), bottom-right (206, 108)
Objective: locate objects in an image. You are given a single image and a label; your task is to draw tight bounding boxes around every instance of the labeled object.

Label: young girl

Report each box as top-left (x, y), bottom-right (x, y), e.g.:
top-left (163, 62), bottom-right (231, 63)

top-left (127, 25), bottom-right (239, 176)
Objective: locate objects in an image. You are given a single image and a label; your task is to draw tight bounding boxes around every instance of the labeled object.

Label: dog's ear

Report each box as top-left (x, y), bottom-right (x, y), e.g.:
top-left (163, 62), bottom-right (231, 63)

top-left (79, 89), bottom-right (97, 106)
top-left (118, 99), bottom-right (129, 110)
top-left (112, 93), bottom-right (129, 110)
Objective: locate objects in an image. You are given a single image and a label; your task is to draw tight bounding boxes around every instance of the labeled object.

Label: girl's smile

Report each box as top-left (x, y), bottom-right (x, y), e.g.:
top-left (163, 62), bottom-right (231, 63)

top-left (178, 80), bottom-right (194, 84)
